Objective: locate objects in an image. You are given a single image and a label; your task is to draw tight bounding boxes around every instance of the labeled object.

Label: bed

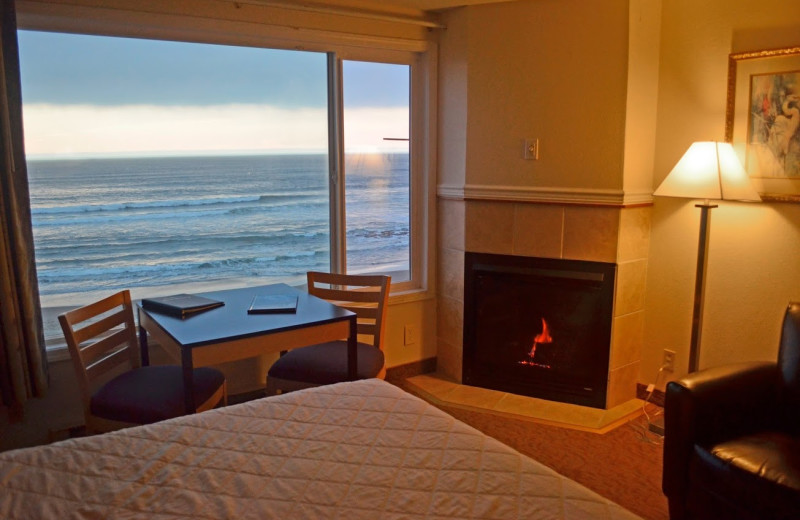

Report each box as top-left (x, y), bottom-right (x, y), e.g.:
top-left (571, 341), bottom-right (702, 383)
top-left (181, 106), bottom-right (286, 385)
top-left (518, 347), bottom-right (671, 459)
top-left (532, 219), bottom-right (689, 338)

top-left (0, 379), bottom-right (641, 519)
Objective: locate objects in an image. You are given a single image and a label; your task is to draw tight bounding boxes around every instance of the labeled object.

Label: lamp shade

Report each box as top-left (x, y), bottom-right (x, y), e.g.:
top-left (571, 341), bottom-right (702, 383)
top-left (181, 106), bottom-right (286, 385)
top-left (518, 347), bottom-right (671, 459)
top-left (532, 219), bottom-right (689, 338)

top-left (654, 141), bottom-right (760, 202)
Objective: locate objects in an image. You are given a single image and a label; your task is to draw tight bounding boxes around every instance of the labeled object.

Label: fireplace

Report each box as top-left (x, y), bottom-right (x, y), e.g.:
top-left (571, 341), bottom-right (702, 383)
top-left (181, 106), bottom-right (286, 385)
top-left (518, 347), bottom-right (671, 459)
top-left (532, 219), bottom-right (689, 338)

top-left (462, 252), bottom-right (616, 409)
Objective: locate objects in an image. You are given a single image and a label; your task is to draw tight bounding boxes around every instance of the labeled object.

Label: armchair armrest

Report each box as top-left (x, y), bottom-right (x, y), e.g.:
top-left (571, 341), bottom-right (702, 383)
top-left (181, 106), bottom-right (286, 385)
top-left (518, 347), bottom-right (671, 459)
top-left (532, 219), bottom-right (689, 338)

top-left (662, 362), bottom-right (778, 501)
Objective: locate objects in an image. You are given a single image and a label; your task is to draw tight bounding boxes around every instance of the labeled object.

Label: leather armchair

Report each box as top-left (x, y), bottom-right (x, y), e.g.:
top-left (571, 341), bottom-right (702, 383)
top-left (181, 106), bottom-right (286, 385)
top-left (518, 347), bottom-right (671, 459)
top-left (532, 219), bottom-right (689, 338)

top-left (662, 302), bottom-right (800, 520)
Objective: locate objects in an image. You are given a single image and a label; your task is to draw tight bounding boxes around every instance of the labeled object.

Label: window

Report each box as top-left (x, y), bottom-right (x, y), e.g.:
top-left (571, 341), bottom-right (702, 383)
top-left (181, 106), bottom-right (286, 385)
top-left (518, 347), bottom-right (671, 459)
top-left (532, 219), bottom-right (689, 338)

top-left (342, 60), bottom-right (410, 278)
top-left (18, 30), bottom-right (425, 344)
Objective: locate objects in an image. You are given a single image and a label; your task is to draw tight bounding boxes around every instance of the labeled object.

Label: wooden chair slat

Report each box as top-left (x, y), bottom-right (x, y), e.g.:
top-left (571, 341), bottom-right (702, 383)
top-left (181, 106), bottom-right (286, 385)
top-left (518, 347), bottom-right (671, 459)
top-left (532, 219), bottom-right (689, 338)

top-left (61, 291), bottom-right (126, 325)
top-left (309, 272), bottom-right (387, 288)
top-left (80, 328), bottom-right (135, 366)
top-left (341, 305), bottom-right (379, 320)
top-left (72, 309), bottom-right (128, 345)
top-left (310, 287), bottom-right (382, 304)
top-left (358, 323), bottom-right (377, 337)
top-left (85, 347), bottom-right (130, 381)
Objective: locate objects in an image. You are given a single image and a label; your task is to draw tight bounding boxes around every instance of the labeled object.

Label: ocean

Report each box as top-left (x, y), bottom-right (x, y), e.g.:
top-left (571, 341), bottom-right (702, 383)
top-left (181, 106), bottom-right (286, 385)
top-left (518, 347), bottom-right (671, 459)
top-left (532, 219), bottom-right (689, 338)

top-left (28, 153), bottom-right (410, 311)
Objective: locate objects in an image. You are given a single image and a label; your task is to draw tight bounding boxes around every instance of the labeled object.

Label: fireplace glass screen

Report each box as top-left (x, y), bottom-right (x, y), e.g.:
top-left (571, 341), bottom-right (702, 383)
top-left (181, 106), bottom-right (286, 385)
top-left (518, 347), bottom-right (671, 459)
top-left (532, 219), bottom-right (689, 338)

top-left (463, 252), bottom-right (616, 408)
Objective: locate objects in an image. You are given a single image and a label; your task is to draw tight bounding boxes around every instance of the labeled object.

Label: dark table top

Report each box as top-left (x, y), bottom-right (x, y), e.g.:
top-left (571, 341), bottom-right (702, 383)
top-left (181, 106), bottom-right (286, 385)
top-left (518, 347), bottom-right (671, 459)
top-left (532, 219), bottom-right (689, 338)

top-left (138, 283), bottom-right (354, 349)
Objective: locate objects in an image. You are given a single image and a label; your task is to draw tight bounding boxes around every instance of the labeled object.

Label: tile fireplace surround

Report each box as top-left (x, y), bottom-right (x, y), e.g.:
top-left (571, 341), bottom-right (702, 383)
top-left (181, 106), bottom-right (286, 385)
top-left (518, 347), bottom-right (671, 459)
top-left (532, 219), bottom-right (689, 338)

top-left (431, 198), bottom-right (652, 427)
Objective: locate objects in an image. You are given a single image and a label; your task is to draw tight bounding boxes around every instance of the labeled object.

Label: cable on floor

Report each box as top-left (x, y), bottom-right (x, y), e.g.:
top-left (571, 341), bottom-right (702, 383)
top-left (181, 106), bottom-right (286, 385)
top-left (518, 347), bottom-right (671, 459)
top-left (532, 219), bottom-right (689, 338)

top-left (630, 364), bottom-right (667, 445)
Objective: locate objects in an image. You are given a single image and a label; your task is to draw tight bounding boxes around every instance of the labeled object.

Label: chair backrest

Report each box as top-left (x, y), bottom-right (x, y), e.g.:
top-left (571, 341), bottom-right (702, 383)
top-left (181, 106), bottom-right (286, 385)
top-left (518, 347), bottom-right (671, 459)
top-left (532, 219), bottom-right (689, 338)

top-left (307, 271), bottom-right (390, 350)
top-left (58, 290), bottom-right (141, 407)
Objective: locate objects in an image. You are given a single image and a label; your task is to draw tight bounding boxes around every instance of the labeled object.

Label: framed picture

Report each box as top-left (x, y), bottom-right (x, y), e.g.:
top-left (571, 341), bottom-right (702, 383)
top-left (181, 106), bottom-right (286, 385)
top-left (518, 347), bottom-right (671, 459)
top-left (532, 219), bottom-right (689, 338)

top-left (725, 46), bottom-right (800, 202)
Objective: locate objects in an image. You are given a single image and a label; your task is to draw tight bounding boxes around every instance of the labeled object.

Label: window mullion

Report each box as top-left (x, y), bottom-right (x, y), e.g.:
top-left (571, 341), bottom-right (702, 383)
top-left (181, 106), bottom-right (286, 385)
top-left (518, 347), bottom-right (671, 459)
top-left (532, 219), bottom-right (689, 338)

top-left (327, 52), bottom-right (346, 274)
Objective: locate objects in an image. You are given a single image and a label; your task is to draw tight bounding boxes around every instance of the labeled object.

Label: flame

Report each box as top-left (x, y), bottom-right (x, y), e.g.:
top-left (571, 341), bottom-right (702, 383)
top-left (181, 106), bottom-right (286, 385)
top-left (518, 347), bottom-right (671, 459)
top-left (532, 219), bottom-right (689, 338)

top-left (519, 318), bottom-right (553, 369)
top-left (534, 318), bottom-right (552, 345)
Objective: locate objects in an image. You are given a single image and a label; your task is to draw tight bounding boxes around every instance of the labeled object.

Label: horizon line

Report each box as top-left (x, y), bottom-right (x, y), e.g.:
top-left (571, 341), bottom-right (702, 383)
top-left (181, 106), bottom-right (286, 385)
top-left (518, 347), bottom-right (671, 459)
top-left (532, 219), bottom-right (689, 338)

top-left (25, 149), bottom-right (410, 162)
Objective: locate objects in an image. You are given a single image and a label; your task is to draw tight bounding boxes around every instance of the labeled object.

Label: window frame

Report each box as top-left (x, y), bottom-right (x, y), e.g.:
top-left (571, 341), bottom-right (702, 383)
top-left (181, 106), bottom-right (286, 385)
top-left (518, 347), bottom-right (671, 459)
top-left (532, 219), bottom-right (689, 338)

top-left (17, 1), bottom-right (436, 352)
top-left (328, 51), bottom-right (421, 291)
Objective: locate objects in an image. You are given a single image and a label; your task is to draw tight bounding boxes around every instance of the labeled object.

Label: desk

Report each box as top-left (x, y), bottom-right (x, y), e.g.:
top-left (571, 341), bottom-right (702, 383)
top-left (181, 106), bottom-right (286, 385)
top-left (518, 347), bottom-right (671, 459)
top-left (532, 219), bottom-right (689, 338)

top-left (137, 283), bottom-right (357, 413)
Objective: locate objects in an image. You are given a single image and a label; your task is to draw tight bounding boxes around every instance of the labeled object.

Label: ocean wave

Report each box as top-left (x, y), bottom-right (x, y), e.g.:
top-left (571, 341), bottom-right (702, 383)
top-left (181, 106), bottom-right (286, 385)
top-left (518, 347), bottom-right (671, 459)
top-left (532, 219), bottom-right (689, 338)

top-left (348, 227), bottom-right (409, 239)
top-left (36, 250), bottom-right (332, 283)
top-left (31, 192), bottom-right (324, 216)
top-left (32, 203), bottom-right (329, 227)
top-left (33, 230), bottom-right (331, 255)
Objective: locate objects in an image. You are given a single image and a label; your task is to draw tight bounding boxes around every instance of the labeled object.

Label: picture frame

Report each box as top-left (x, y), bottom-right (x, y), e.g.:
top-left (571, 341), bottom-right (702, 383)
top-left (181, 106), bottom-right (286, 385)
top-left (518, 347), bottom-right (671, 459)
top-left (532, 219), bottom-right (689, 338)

top-left (725, 46), bottom-right (800, 202)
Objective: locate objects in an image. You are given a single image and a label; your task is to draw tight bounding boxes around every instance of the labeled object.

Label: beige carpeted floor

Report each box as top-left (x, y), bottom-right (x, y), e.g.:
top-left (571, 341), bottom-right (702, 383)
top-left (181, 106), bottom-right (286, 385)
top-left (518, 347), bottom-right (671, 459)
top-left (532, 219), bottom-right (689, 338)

top-left (396, 380), bottom-right (669, 520)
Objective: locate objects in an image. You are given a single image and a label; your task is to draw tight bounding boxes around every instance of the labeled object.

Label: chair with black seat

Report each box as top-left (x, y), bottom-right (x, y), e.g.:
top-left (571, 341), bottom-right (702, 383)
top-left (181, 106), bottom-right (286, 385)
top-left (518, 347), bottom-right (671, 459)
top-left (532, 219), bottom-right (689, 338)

top-left (266, 271), bottom-right (390, 395)
top-left (662, 301), bottom-right (800, 520)
top-left (59, 290), bottom-right (227, 434)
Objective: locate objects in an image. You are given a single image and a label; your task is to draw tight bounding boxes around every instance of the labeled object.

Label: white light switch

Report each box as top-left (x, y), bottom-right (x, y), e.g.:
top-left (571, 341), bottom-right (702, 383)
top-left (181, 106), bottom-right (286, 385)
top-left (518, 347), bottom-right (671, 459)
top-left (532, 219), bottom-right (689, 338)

top-left (523, 138), bottom-right (539, 160)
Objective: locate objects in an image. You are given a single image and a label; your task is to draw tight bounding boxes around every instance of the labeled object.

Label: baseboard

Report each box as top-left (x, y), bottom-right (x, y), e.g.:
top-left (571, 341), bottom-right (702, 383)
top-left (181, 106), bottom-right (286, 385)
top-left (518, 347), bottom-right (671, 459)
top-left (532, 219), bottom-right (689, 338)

top-left (636, 383), bottom-right (665, 408)
top-left (385, 357), bottom-right (437, 385)
top-left (228, 388), bottom-right (267, 405)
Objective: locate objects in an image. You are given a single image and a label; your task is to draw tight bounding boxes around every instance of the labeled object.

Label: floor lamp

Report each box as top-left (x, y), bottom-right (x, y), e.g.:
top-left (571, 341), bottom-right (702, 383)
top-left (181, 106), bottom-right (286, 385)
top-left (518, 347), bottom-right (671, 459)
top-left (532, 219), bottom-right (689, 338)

top-left (653, 142), bottom-right (760, 372)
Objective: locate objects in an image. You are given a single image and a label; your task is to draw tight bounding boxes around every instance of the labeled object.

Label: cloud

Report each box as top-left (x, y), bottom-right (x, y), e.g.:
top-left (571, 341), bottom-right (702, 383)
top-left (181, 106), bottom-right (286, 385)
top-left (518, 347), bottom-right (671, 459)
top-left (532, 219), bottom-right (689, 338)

top-left (22, 103), bottom-right (409, 159)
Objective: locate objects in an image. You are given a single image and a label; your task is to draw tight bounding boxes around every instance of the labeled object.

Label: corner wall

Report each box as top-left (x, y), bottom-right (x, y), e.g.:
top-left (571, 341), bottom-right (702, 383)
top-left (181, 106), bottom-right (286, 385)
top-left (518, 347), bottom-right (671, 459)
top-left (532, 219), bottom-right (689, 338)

top-left (643, 0), bottom-right (800, 386)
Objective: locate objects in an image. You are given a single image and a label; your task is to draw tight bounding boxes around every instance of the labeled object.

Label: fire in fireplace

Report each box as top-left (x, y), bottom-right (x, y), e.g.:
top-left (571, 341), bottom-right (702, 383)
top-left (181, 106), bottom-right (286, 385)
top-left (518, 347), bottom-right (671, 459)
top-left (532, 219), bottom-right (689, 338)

top-left (462, 252), bottom-right (616, 409)
top-left (520, 317), bottom-right (553, 369)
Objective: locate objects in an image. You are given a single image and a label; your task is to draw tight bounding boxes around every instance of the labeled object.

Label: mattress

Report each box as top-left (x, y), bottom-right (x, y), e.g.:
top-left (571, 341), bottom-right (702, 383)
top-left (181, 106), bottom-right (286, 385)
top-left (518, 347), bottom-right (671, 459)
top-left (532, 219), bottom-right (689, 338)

top-left (0, 379), bottom-right (641, 519)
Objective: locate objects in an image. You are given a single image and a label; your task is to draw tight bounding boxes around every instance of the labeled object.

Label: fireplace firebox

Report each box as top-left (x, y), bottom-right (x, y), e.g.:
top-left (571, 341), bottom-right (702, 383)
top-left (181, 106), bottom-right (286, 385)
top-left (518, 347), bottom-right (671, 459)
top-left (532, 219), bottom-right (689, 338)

top-left (463, 252), bottom-right (616, 409)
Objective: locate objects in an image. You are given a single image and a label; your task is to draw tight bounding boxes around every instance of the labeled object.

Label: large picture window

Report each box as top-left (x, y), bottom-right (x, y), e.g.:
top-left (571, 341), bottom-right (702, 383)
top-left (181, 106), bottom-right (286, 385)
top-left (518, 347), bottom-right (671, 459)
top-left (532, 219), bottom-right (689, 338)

top-left (18, 30), bottom-right (419, 343)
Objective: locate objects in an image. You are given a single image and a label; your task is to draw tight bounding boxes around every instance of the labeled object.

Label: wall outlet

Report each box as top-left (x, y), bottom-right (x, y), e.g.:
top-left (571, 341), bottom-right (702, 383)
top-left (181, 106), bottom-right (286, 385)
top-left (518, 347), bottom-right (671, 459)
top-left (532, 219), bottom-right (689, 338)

top-left (663, 349), bottom-right (676, 372)
top-left (403, 324), bottom-right (418, 346)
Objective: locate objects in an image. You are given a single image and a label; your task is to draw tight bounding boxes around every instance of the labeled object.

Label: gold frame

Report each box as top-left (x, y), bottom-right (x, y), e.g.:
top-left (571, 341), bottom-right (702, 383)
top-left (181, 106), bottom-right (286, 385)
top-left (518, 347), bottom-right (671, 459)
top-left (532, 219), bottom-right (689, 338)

top-left (725, 46), bottom-right (800, 202)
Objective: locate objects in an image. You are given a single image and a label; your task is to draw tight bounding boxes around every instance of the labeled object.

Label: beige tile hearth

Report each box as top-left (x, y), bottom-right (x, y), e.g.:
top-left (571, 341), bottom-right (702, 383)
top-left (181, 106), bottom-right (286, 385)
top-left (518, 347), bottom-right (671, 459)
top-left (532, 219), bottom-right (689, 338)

top-left (406, 373), bottom-right (643, 433)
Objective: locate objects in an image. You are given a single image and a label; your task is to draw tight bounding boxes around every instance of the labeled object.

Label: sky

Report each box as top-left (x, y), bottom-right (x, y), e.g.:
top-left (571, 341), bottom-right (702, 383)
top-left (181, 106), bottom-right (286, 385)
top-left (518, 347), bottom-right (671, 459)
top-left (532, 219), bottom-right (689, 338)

top-left (17, 30), bottom-right (410, 158)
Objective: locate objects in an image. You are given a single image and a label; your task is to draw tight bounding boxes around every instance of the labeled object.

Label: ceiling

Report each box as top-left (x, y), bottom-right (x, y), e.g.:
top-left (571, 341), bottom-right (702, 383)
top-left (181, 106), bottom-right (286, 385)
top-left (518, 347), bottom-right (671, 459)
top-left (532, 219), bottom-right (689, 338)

top-left (368, 0), bottom-right (513, 10)
top-left (302, 0), bottom-right (516, 15)
top-left (243, 1), bottom-right (516, 24)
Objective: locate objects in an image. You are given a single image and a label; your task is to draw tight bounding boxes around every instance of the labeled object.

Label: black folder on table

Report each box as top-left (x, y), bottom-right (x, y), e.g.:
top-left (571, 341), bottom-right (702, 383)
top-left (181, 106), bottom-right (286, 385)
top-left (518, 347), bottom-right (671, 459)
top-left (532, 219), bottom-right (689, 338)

top-left (247, 294), bottom-right (298, 314)
top-left (141, 293), bottom-right (225, 318)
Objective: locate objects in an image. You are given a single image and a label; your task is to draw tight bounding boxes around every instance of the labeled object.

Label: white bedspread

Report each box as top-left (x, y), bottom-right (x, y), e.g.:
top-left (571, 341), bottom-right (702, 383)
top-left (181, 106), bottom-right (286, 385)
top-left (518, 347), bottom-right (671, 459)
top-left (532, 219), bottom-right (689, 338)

top-left (0, 379), bottom-right (641, 519)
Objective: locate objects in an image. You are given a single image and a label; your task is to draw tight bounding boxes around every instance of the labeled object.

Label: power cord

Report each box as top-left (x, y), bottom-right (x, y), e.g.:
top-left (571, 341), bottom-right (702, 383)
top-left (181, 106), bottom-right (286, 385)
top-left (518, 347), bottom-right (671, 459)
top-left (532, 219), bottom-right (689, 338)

top-left (631, 364), bottom-right (667, 444)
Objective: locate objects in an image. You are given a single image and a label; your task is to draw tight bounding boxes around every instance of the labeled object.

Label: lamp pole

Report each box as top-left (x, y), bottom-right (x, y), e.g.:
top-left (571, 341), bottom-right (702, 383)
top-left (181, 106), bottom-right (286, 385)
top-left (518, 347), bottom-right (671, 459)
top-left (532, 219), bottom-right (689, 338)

top-left (689, 201), bottom-right (717, 372)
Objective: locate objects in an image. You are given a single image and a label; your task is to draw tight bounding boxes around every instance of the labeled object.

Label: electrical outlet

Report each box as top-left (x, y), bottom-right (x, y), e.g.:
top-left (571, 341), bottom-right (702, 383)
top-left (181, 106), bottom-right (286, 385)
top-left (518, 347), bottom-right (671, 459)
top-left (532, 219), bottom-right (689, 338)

top-left (403, 324), bottom-right (418, 346)
top-left (663, 349), bottom-right (676, 372)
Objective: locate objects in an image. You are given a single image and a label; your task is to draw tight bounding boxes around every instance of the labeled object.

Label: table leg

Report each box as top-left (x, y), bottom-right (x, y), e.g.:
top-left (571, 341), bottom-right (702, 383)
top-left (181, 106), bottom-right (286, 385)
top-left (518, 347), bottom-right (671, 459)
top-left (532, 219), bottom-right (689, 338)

top-left (138, 326), bottom-right (151, 367)
top-left (347, 315), bottom-right (358, 380)
top-left (182, 348), bottom-right (196, 414)
top-left (137, 308), bottom-right (150, 367)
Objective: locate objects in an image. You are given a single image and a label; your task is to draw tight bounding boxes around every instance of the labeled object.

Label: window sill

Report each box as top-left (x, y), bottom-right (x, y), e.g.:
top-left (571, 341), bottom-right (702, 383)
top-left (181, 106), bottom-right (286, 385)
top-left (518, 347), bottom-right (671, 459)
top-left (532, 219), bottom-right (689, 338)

top-left (388, 286), bottom-right (435, 306)
top-left (46, 344), bottom-right (71, 363)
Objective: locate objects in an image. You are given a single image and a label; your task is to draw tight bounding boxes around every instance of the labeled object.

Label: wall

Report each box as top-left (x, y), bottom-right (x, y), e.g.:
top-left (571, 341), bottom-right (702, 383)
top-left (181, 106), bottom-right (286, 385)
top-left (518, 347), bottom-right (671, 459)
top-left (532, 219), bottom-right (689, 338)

top-left (438, 0), bottom-right (631, 194)
top-left (624, 0), bottom-right (662, 197)
top-left (463, 0), bottom-right (629, 191)
top-left (643, 0), bottom-right (800, 386)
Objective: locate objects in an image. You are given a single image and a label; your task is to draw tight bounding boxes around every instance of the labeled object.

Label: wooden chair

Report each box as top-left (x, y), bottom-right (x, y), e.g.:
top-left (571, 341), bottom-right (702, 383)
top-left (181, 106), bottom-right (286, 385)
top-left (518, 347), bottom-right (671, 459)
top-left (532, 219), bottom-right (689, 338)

top-left (266, 272), bottom-right (390, 395)
top-left (59, 290), bottom-right (227, 434)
